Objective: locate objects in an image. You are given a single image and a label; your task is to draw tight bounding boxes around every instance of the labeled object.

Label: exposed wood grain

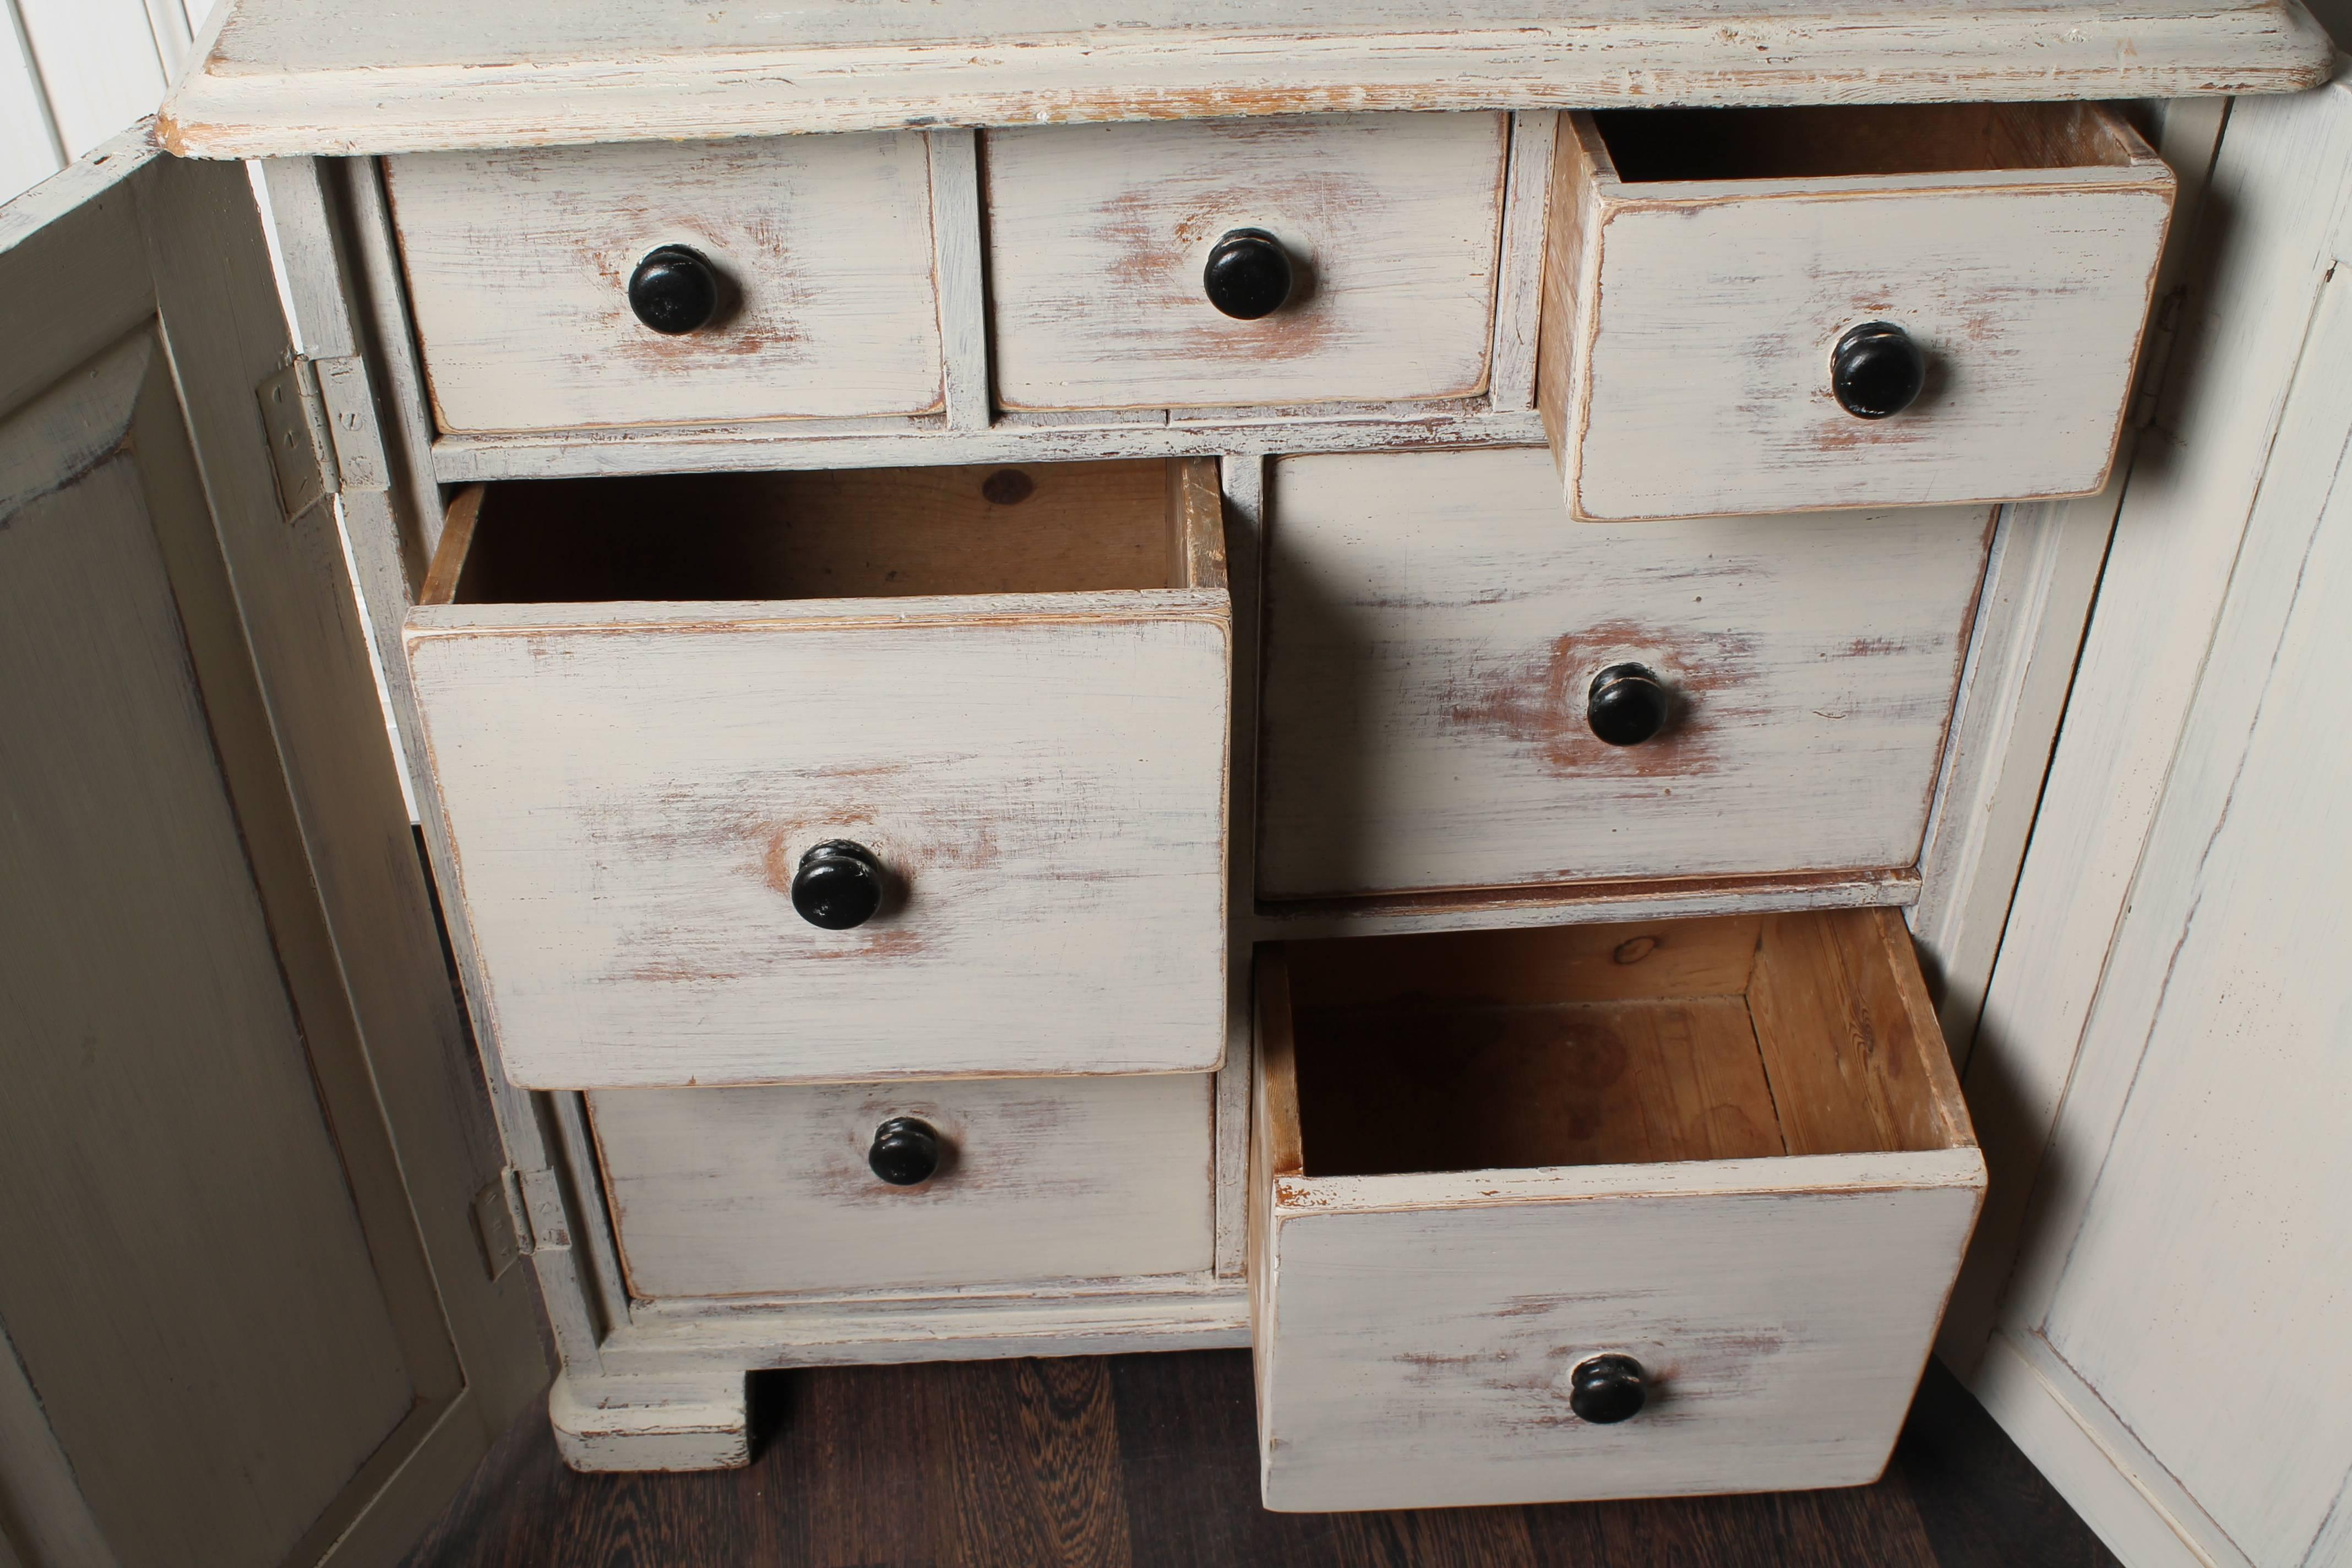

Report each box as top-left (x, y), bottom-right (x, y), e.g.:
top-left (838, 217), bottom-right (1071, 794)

top-left (588, 1075), bottom-right (1216, 1298)
top-left (159, 0), bottom-right (2335, 157)
top-left (1281, 916), bottom-right (1762, 1011)
top-left (983, 113), bottom-right (1506, 411)
top-left (1487, 110), bottom-right (1558, 415)
top-left (1210, 454), bottom-right (1262, 1281)
top-left (403, 460), bottom-right (1232, 1087)
top-left (383, 134), bottom-right (944, 432)
top-left (1256, 448), bottom-right (1995, 899)
top-left (1540, 102), bottom-right (2177, 522)
top-left (417, 480), bottom-right (481, 605)
top-left (1165, 456), bottom-right (1227, 594)
top-left (1250, 909), bottom-right (1984, 1509)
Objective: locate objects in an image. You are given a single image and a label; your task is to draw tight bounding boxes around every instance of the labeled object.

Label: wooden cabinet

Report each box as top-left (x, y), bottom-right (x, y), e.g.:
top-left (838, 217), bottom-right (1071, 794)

top-left (3, 1), bottom-right (2341, 1554)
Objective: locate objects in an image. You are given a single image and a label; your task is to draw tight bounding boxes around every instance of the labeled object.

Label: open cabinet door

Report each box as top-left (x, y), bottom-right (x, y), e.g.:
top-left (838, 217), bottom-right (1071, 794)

top-left (0, 134), bottom-right (545, 1567)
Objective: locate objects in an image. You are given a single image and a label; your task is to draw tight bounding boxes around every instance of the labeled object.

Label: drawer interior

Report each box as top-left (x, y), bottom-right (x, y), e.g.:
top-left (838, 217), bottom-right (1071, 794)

top-left (1270, 910), bottom-right (1968, 1179)
top-left (419, 458), bottom-right (1223, 606)
top-left (1589, 102), bottom-right (2139, 184)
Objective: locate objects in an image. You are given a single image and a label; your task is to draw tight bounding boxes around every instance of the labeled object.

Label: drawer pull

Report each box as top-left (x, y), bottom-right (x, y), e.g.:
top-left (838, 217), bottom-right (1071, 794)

top-left (1830, 321), bottom-right (1925, 420)
top-left (867, 1116), bottom-right (942, 1186)
top-left (1567, 1354), bottom-right (1648, 1424)
top-left (627, 244), bottom-right (720, 335)
top-left (791, 840), bottom-right (885, 930)
top-left (1587, 663), bottom-right (1672, 747)
top-left (1202, 228), bottom-right (1293, 320)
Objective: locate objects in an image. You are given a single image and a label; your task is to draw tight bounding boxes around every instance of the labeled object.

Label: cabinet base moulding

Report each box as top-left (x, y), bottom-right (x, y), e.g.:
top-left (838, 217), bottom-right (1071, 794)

top-left (548, 1371), bottom-right (753, 1473)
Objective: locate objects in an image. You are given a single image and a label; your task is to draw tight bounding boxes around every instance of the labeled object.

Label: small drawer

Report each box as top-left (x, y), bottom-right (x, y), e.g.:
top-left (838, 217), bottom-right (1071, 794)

top-left (404, 459), bottom-right (1231, 1088)
top-left (1256, 448), bottom-right (1994, 901)
top-left (983, 112), bottom-right (1509, 411)
top-left (1250, 910), bottom-right (1984, 1512)
top-left (1539, 102), bottom-right (2176, 521)
top-left (384, 134), bottom-right (944, 433)
top-left (590, 1073), bottom-right (1213, 1299)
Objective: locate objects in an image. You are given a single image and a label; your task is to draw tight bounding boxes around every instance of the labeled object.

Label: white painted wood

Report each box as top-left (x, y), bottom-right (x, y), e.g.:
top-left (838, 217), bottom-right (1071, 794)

top-left (156, 0), bottom-right (2334, 157)
top-left (1487, 111), bottom-right (1558, 416)
top-left (548, 1372), bottom-right (750, 1474)
top-left (2011, 228), bottom-right (2352, 1568)
top-left (1250, 868), bottom-right (1920, 942)
top-left (383, 134), bottom-right (944, 433)
top-left (14, 0), bottom-right (162, 161)
top-left (589, 1075), bottom-right (1215, 1298)
top-left (1950, 67), bottom-right (2352, 1376)
top-left (925, 127), bottom-right (990, 432)
top-left (608, 1282), bottom-right (1249, 1376)
top-left (1212, 453), bottom-right (1264, 1280)
top-left (1542, 107), bottom-right (2176, 521)
top-left (1909, 100), bottom-right (2229, 1056)
top-left (406, 591), bottom-right (1231, 1087)
top-left (1256, 447), bottom-right (1993, 899)
top-left (1969, 1332), bottom-right (2213, 1568)
top-left (428, 404), bottom-right (1552, 484)
top-left (985, 112), bottom-right (1505, 411)
top-left (0, 2), bottom-right (64, 203)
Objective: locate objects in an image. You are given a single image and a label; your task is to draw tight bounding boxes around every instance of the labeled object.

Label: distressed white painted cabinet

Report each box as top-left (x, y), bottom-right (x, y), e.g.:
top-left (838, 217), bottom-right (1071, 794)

top-left (4, 0), bottom-right (2349, 1558)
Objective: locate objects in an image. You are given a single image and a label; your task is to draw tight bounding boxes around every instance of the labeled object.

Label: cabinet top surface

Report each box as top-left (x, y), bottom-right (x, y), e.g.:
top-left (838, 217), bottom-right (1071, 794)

top-left (161, 0), bottom-right (2333, 156)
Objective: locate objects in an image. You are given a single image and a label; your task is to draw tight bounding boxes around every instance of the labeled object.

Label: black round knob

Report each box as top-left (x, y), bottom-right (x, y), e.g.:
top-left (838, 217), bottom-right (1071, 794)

top-left (1202, 228), bottom-right (1293, 320)
top-left (1587, 663), bottom-right (1672, 747)
top-left (791, 840), bottom-right (884, 930)
top-left (868, 1117), bottom-right (941, 1186)
top-left (627, 245), bottom-right (720, 335)
top-left (1568, 1354), bottom-right (1647, 1424)
top-left (1831, 320), bottom-right (1925, 420)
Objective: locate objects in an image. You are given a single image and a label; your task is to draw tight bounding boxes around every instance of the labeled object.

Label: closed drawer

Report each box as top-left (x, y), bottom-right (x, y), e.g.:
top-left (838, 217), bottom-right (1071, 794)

top-left (1540, 103), bottom-right (2176, 521)
top-left (404, 459), bottom-right (1231, 1088)
top-left (384, 134), bottom-right (943, 433)
top-left (590, 1074), bottom-right (1214, 1299)
top-left (983, 113), bottom-right (1508, 411)
top-left (1250, 910), bottom-right (1984, 1512)
top-left (1255, 448), bottom-right (1993, 901)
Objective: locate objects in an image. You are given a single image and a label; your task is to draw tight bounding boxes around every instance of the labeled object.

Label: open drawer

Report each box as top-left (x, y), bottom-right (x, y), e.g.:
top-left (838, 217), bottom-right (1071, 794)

top-left (1249, 909), bottom-right (1984, 1511)
top-left (1539, 102), bottom-right (2175, 521)
top-left (404, 459), bottom-right (1231, 1088)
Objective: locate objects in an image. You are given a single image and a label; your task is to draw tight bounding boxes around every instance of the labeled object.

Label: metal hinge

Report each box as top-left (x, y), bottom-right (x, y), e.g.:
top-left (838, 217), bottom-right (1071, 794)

top-left (255, 353), bottom-right (390, 521)
top-left (470, 1166), bottom-right (574, 1281)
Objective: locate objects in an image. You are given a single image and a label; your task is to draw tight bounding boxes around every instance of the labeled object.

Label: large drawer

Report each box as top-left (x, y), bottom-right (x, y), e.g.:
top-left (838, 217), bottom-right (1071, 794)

top-left (1539, 102), bottom-right (2175, 520)
top-left (1250, 911), bottom-right (1985, 1511)
top-left (1255, 448), bottom-right (1993, 901)
top-left (983, 112), bottom-right (1509, 412)
top-left (589, 1074), bottom-right (1214, 1299)
top-left (404, 459), bottom-right (1231, 1088)
top-left (384, 134), bottom-right (945, 433)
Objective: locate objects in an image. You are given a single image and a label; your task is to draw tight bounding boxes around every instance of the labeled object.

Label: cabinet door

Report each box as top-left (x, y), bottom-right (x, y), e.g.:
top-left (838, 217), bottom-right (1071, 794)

top-left (0, 140), bottom-right (541, 1567)
top-left (1959, 76), bottom-right (2352, 1568)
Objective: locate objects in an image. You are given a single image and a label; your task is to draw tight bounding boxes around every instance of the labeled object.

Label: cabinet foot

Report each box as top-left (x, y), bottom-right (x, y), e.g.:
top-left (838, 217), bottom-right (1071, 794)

top-left (548, 1370), bottom-right (751, 1472)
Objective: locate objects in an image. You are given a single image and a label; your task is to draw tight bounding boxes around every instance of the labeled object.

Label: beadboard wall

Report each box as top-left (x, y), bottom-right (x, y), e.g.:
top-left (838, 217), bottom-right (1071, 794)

top-left (2, 0), bottom-right (213, 205)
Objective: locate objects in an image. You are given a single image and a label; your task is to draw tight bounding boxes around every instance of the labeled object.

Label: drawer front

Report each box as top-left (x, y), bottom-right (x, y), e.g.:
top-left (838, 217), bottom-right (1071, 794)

top-left (591, 1075), bottom-right (1214, 1299)
top-left (1256, 448), bottom-right (1992, 900)
top-left (407, 611), bottom-right (1230, 1088)
top-left (984, 113), bottom-right (1507, 411)
top-left (385, 134), bottom-right (944, 433)
top-left (1544, 106), bottom-right (2175, 520)
top-left (1251, 912), bottom-right (1986, 1511)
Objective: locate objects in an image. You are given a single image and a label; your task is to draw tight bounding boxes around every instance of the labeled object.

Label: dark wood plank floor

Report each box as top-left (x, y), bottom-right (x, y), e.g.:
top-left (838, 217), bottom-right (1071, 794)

top-left (399, 1352), bottom-right (2117, 1568)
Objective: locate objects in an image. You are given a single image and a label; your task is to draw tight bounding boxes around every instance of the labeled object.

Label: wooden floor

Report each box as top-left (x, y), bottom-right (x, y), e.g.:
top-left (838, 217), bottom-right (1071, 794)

top-left (399, 1351), bottom-right (2117, 1567)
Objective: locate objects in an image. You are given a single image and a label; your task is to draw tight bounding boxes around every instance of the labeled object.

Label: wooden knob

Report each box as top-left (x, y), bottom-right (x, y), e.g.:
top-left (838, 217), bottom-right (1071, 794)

top-left (1831, 320), bottom-right (1925, 420)
top-left (868, 1117), bottom-right (941, 1186)
top-left (1587, 663), bottom-right (1671, 747)
top-left (1567, 1354), bottom-right (1647, 1424)
top-left (628, 245), bottom-right (719, 335)
top-left (1202, 228), bottom-right (1293, 320)
top-left (791, 840), bottom-right (884, 930)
